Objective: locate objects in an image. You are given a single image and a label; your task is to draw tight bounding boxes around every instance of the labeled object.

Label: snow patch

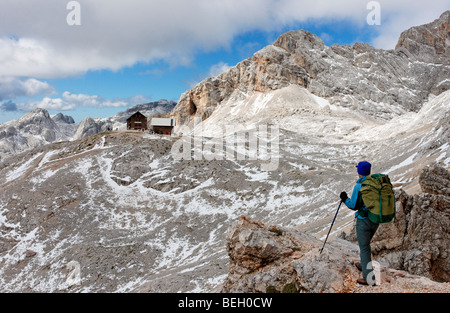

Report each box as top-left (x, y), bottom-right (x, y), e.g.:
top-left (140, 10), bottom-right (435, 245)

top-left (4, 153), bottom-right (44, 183)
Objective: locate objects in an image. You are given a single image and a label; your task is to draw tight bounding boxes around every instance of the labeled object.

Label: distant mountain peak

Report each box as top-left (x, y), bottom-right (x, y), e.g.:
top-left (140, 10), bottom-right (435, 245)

top-left (52, 113), bottom-right (75, 124)
top-left (23, 108), bottom-right (51, 119)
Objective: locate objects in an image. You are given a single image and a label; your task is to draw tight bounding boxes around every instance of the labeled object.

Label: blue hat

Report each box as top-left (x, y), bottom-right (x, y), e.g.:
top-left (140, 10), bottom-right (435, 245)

top-left (356, 161), bottom-right (371, 176)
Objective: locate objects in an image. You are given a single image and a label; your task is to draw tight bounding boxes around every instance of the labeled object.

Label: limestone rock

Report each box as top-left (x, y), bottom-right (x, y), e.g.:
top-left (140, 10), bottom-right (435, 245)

top-left (396, 11), bottom-right (450, 65)
top-left (419, 163), bottom-right (450, 196)
top-left (73, 117), bottom-right (113, 141)
top-left (25, 250), bottom-right (37, 258)
top-left (222, 216), bottom-right (450, 293)
top-left (172, 12), bottom-right (450, 127)
top-left (172, 44), bottom-right (310, 127)
top-left (0, 108), bottom-right (76, 161)
top-left (222, 216), bottom-right (362, 293)
top-left (52, 113), bottom-right (75, 125)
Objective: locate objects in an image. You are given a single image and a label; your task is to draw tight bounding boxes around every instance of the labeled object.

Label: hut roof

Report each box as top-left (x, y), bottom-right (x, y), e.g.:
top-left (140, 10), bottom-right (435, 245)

top-left (127, 111), bottom-right (146, 121)
top-left (151, 118), bottom-right (176, 127)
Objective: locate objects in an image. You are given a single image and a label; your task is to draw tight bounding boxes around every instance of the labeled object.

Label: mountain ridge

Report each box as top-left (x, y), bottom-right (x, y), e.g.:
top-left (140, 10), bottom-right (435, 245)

top-left (171, 11), bottom-right (449, 128)
top-left (0, 12), bottom-right (449, 293)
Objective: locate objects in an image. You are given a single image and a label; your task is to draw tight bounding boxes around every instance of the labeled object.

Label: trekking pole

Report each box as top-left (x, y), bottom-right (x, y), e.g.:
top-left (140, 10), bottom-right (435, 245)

top-left (320, 201), bottom-right (343, 254)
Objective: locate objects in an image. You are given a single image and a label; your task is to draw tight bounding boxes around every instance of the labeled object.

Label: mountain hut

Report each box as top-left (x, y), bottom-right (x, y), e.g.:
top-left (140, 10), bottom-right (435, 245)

top-left (151, 118), bottom-right (176, 135)
top-left (127, 112), bottom-right (148, 131)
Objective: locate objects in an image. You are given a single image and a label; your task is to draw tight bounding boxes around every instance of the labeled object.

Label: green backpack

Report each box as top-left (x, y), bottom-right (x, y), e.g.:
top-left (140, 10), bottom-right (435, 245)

top-left (359, 174), bottom-right (396, 224)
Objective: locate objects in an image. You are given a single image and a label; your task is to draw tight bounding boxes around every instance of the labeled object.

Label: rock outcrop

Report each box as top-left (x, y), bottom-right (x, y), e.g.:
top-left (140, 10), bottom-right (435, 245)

top-left (396, 11), bottom-right (450, 65)
top-left (52, 113), bottom-right (75, 125)
top-left (172, 11), bottom-right (450, 127)
top-left (222, 216), bottom-right (450, 293)
top-left (222, 216), bottom-right (362, 293)
top-left (222, 164), bottom-right (450, 293)
top-left (72, 117), bottom-right (114, 140)
top-left (367, 163), bottom-right (450, 283)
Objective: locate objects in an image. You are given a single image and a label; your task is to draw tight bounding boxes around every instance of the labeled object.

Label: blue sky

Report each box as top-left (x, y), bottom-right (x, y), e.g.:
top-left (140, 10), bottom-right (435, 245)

top-left (0, 0), bottom-right (448, 123)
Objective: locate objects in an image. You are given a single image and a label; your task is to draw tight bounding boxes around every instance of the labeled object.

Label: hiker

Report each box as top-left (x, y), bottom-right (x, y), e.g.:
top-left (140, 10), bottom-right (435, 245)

top-left (340, 161), bottom-right (379, 286)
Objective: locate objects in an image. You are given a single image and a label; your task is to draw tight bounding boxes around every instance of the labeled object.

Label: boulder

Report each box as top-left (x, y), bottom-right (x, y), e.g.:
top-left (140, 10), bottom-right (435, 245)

top-left (223, 214), bottom-right (450, 293)
top-left (222, 216), bottom-right (362, 293)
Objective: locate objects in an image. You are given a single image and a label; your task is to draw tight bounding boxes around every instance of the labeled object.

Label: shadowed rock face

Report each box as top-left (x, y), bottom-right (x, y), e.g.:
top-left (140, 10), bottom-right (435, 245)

top-left (396, 11), bottom-right (450, 64)
top-left (52, 113), bottom-right (75, 125)
top-left (172, 11), bottom-right (450, 127)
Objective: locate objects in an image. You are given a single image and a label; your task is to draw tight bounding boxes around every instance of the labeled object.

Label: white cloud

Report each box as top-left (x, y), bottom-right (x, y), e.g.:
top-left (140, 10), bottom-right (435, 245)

top-left (0, 0), bottom-right (448, 79)
top-left (23, 97), bottom-right (72, 111)
top-left (0, 76), bottom-right (56, 101)
top-left (17, 92), bottom-right (151, 111)
top-left (208, 62), bottom-right (232, 78)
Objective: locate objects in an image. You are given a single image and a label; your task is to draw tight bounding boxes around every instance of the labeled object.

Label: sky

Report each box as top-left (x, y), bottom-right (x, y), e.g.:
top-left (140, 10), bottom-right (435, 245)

top-left (0, 0), bottom-right (449, 124)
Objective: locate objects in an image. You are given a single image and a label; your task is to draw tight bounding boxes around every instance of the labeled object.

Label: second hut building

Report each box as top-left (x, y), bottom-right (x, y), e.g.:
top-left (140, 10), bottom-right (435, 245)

top-left (151, 118), bottom-right (176, 135)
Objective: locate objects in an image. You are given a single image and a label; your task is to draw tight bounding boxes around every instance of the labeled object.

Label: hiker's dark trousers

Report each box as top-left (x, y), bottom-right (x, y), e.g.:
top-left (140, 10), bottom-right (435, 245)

top-left (356, 218), bottom-right (379, 281)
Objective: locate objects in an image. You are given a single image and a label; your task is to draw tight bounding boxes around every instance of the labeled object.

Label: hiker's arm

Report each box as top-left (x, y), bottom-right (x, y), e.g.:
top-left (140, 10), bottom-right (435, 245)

top-left (344, 184), bottom-right (361, 210)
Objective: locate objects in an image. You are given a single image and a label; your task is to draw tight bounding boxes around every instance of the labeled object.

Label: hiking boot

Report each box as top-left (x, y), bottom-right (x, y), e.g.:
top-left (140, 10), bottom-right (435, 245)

top-left (357, 278), bottom-right (376, 286)
top-left (357, 278), bottom-right (369, 286)
top-left (355, 262), bottom-right (362, 272)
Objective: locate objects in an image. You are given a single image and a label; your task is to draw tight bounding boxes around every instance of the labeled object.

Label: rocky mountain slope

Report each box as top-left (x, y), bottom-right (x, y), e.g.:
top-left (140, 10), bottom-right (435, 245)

top-left (0, 90), bottom-right (447, 292)
top-left (0, 13), bottom-right (449, 293)
top-left (171, 11), bottom-right (449, 127)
